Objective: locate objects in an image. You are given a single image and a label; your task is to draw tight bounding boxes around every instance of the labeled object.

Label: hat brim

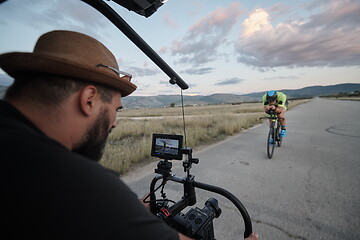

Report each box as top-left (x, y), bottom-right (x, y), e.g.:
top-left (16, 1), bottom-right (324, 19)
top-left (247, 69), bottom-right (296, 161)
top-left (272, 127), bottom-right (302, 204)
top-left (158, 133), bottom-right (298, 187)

top-left (0, 53), bottom-right (137, 97)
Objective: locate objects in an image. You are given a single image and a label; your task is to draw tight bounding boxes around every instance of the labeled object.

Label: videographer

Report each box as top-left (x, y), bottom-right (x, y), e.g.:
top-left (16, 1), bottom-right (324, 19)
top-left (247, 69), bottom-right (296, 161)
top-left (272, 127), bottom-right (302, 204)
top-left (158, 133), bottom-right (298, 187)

top-left (0, 30), bottom-right (258, 240)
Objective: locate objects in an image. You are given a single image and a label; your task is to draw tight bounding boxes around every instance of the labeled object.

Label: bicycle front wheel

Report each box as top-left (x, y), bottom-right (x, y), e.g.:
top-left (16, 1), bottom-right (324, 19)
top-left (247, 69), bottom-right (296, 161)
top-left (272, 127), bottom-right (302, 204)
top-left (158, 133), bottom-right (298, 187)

top-left (267, 127), bottom-right (275, 159)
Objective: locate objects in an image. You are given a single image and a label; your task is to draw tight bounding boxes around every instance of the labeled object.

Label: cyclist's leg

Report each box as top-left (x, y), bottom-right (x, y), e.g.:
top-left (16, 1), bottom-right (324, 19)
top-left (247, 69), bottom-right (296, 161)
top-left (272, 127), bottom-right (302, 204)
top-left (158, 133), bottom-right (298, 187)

top-left (275, 107), bottom-right (286, 126)
top-left (276, 107), bottom-right (287, 136)
top-left (279, 100), bottom-right (288, 129)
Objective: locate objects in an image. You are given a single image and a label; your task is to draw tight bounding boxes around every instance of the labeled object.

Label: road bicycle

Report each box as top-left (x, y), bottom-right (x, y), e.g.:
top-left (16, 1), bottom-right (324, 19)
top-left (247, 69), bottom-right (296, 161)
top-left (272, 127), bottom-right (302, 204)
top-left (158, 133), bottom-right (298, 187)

top-left (260, 110), bottom-right (284, 159)
top-left (143, 134), bottom-right (253, 240)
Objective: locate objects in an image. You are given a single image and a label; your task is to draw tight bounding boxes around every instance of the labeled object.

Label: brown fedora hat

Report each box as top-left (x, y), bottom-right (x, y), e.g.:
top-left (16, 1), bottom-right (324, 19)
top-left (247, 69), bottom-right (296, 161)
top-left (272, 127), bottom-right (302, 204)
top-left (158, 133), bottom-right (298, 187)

top-left (0, 30), bottom-right (137, 97)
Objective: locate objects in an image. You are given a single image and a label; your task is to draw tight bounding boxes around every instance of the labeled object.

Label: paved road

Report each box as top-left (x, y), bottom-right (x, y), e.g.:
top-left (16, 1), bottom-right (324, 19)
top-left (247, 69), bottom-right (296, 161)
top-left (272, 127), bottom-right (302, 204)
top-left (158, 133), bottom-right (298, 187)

top-left (122, 98), bottom-right (360, 240)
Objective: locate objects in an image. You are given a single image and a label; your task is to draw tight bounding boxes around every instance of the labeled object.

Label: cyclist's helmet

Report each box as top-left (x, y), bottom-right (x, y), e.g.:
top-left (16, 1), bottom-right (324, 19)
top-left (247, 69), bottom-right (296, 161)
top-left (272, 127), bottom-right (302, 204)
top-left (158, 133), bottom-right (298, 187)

top-left (266, 90), bottom-right (278, 102)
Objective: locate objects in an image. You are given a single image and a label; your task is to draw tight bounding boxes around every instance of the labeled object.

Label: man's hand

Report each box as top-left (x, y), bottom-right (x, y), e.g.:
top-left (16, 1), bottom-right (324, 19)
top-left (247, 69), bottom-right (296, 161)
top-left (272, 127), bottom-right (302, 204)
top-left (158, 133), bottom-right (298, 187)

top-left (269, 105), bottom-right (276, 110)
top-left (178, 233), bottom-right (194, 240)
top-left (264, 105), bottom-right (276, 113)
top-left (245, 232), bottom-right (259, 240)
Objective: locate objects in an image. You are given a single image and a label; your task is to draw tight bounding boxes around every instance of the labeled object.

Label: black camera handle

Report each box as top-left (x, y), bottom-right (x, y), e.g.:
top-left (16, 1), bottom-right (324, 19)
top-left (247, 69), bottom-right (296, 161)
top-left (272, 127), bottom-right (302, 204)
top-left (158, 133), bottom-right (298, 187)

top-left (149, 162), bottom-right (252, 239)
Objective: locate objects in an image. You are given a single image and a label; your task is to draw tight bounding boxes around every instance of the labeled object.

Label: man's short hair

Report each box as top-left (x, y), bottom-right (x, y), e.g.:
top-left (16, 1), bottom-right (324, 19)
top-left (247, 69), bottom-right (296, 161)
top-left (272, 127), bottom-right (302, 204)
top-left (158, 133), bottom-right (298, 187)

top-left (5, 74), bottom-right (117, 106)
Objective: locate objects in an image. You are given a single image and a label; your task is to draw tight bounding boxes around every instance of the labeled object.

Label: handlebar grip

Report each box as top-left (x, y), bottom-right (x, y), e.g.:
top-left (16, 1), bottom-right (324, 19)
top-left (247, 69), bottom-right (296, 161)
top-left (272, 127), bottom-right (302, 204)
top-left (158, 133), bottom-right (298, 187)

top-left (194, 181), bottom-right (252, 238)
top-left (149, 175), bottom-right (163, 214)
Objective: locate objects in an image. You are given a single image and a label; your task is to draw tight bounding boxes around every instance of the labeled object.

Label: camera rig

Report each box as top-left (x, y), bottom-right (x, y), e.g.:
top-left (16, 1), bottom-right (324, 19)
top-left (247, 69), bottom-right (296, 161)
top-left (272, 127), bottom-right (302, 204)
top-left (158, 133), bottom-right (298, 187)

top-left (110, 0), bottom-right (165, 18)
top-left (145, 134), bottom-right (252, 239)
top-left (0, 0), bottom-right (254, 239)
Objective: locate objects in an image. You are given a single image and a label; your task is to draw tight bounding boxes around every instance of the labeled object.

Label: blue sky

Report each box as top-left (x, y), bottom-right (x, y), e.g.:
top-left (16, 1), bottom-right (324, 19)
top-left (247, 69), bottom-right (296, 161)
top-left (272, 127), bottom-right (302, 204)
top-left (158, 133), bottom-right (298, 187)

top-left (0, 0), bottom-right (359, 96)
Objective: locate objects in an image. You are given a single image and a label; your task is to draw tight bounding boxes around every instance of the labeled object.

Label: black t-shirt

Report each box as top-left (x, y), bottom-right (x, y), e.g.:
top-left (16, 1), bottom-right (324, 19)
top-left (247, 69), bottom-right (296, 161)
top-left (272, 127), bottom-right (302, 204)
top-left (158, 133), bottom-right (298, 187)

top-left (0, 100), bottom-right (179, 240)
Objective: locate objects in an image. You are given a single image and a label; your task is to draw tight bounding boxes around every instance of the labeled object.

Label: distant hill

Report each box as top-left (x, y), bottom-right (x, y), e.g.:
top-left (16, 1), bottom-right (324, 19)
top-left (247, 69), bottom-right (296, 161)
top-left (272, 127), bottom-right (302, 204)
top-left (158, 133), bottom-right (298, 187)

top-left (121, 93), bottom-right (257, 109)
top-left (243, 83), bottom-right (360, 99)
top-left (122, 83), bottom-right (360, 109)
top-left (1, 80), bottom-right (359, 107)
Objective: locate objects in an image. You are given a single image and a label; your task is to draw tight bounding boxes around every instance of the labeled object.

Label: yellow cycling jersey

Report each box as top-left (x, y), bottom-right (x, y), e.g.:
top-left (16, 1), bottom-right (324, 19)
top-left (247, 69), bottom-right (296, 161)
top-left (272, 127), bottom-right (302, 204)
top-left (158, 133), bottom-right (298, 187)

top-left (262, 91), bottom-right (288, 109)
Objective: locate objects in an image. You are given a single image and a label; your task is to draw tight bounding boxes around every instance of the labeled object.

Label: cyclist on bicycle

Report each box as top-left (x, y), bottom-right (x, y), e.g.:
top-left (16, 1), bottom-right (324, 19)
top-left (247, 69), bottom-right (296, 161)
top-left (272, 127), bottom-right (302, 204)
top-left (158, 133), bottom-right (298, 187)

top-left (262, 90), bottom-right (288, 138)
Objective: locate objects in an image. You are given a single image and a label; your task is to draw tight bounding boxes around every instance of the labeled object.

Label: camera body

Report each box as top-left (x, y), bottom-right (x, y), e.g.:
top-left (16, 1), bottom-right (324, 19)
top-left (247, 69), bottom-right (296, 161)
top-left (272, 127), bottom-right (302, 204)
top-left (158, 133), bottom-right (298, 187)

top-left (158, 198), bottom-right (221, 240)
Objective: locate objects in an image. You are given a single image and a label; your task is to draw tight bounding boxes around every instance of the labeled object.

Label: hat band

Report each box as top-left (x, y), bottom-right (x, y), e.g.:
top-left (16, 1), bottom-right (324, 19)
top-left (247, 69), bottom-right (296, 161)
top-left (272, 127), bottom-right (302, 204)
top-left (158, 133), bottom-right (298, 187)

top-left (96, 64), bottom-right (132, 81)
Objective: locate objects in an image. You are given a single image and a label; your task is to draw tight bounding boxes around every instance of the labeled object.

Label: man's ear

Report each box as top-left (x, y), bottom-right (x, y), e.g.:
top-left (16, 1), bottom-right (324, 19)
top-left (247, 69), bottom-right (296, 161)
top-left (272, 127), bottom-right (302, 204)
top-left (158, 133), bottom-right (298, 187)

top-left (79, 86), bottom-right (99, 116)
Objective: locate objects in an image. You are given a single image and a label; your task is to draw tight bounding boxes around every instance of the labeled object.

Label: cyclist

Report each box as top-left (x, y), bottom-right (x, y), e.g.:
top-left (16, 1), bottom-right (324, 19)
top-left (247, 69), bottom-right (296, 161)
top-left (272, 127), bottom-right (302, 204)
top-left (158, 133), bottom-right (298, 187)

top-left (262, 90), bottom-right (288, 140)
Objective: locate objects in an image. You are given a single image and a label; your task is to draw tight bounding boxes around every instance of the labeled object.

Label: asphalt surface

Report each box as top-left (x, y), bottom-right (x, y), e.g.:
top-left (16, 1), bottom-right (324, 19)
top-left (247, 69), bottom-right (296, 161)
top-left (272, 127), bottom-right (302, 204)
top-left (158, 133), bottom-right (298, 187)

top-left (122, 98), bottom-right (360, 240)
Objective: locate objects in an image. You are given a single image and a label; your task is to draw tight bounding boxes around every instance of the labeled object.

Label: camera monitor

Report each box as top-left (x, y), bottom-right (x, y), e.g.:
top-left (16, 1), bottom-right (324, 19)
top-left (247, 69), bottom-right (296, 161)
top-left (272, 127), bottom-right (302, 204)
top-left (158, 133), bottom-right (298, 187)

top-left (151, 134), bottom-right (183, 160)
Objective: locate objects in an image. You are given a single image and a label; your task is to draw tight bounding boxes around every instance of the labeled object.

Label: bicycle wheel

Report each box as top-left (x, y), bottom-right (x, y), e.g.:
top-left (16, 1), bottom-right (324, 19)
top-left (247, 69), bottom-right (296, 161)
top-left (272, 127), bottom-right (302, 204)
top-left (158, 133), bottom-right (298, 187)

top-left (267, 126), bottom-right (275, 159)
top-left (276, 121), bottom-right (283, 147)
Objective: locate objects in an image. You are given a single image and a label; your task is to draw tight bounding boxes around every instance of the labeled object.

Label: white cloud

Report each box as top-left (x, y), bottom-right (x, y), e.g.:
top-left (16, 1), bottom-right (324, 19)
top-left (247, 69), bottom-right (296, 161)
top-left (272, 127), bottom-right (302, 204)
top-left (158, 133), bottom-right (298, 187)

top-left (170, 2), bottom-right (242, 67)
top-left (127, 66), bottom-right (160, 77)
top-left (181, 67), bottom-right (214, 75)
top-left (215, 78), bottom-right (244, 86)
top-left (242, 9), bottom-right (272, 37)
top-left (163, 13), bottom-right (178, 28)
top-left (235, 0), bottom-right (360, 69)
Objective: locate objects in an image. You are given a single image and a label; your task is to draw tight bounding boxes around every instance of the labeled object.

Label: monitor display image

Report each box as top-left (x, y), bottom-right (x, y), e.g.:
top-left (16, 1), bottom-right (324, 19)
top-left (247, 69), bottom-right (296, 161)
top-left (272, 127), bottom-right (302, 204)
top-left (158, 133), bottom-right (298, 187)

top-left (151, 134), bottom-right (183, 160)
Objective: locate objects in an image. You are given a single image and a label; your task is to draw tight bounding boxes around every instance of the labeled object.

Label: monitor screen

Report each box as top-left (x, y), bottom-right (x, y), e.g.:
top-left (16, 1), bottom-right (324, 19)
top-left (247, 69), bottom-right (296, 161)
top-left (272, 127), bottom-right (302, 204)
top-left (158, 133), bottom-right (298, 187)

top-left (151, 134), bottom-right (183, 160)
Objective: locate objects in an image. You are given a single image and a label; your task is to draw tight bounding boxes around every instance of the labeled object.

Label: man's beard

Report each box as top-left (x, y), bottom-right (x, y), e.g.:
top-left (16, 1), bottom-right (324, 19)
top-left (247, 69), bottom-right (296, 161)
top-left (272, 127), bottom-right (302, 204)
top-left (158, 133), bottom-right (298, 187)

top-left (73, 107), bottom-right (111, 162)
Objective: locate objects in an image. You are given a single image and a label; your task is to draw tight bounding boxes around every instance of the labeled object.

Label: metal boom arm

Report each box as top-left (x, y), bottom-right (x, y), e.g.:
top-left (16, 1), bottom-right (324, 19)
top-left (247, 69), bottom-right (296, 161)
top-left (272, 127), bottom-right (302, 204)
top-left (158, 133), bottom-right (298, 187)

top-left (81, 0), bottom-right (189, 90)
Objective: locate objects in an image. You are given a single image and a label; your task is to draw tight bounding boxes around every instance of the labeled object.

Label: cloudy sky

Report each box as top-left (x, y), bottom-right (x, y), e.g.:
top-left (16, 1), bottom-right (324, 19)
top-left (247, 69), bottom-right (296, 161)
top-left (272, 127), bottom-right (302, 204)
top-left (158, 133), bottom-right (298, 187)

top-left (0, 0), bottom-right (359, 96)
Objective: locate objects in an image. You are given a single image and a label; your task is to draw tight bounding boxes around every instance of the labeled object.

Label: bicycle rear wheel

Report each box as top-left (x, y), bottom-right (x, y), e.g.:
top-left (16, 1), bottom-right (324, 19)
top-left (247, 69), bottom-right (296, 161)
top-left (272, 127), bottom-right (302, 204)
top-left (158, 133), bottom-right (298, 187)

top-left (276, 122), bottom-right (283, 147)
top-left (267, 127), bottom-right (275, 159)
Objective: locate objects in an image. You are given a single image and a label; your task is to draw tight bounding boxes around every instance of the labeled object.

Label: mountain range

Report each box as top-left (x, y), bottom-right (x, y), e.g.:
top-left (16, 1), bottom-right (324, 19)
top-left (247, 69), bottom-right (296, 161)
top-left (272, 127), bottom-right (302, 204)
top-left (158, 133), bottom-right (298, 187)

top-left (0, 75), bottom-right (359, 109)
top-left (121, 83), bottom-right (360, 109)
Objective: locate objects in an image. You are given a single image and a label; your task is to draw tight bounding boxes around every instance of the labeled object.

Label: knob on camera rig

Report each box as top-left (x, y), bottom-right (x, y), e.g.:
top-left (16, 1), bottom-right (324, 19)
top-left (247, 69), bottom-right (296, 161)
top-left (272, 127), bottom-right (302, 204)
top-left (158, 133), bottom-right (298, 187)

top-left (144, 133), bottom-right (253, 239)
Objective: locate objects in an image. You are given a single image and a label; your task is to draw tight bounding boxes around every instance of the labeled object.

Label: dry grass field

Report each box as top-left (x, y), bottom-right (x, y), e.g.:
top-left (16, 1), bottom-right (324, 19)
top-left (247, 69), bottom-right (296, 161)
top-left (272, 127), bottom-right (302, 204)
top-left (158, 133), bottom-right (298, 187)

top-left (325, 97), bottom-right (360, 101)
top-left (100, 99), bottom-right (310, 174)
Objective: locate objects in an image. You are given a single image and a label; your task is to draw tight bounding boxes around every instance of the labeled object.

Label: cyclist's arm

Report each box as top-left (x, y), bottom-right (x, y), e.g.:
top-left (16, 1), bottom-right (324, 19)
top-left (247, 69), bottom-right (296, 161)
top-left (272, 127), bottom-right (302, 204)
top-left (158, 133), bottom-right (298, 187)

top-left (276, 93), bottom-right (287, 108)
top-left (277, 103), bottom-right (285, 108)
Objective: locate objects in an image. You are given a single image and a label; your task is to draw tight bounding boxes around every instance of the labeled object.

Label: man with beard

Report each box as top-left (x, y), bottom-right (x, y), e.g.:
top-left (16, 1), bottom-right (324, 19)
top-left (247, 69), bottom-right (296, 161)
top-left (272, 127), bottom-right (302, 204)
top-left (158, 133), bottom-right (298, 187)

top-left (0, 31), bottom-right (258, 240)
